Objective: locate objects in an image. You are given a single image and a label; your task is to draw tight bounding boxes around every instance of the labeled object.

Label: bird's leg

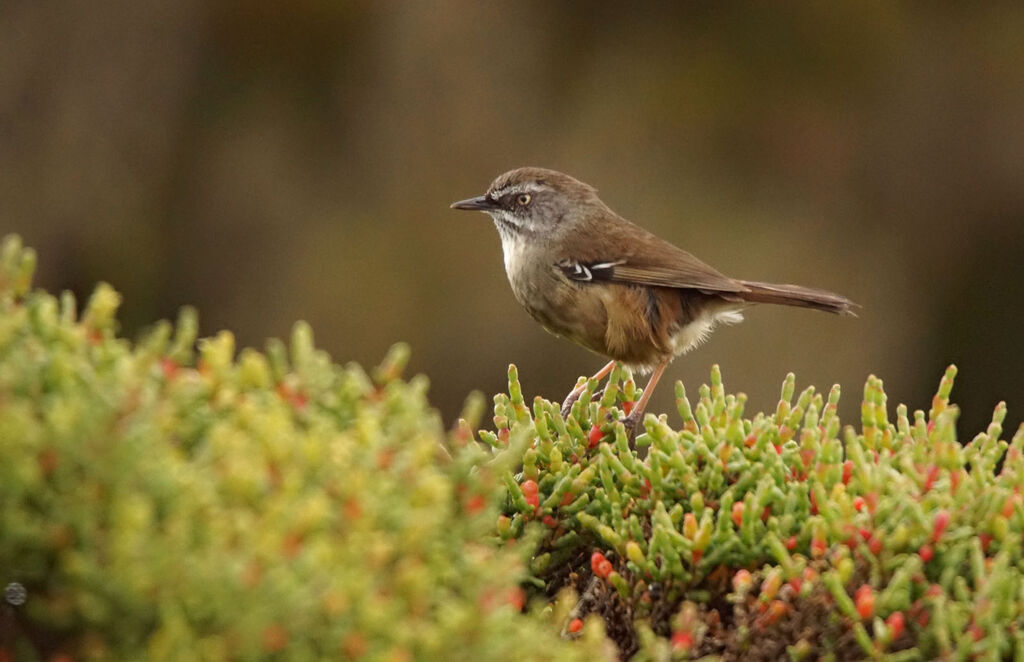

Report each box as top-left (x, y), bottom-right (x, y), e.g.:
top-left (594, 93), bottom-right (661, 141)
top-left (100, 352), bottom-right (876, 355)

top-left (561, 360), bottom-right (615, 418)
top-left (622, 360), bottom-right (669, 432)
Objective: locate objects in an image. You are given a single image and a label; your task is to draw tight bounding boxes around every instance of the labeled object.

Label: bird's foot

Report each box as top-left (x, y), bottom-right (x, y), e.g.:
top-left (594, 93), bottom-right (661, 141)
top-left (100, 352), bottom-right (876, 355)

top-left (560, 389), bottom-right (582, 419)
top-left (621, 411), bottom-right (643, 436)
top-left (560, 361), bottom-right (617, 419)
top-left (560, 387), bottom-right (605, 419)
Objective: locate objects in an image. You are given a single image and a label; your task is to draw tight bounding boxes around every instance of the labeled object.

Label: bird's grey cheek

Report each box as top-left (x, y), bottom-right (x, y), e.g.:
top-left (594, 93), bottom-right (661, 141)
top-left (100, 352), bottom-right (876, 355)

top-left (524, 217), bottom-right (548, 234)
top-left (541, 201), bottom-right (566, 224)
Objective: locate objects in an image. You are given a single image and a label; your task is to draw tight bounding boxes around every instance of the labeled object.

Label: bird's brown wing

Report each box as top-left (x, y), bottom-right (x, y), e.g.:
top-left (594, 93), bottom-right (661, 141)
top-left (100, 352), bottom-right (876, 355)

top-left (559, 222), bottom-right (748, 295)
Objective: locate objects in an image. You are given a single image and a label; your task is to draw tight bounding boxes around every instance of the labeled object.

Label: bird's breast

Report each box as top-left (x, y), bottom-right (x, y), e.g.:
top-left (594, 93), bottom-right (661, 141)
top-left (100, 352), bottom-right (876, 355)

top-left (500, 238), bottom-right (601, 346)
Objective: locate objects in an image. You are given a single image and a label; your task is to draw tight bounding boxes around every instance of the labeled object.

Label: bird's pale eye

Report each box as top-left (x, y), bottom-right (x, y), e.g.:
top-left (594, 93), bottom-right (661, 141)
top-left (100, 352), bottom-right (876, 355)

top-left (516, 193), bottom-right (532, 206)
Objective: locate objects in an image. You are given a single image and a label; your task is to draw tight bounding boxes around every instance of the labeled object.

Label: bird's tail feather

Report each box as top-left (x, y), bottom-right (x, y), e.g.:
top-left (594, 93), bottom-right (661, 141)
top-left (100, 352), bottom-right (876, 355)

top-left (737, 280), bottom-right (857, 316)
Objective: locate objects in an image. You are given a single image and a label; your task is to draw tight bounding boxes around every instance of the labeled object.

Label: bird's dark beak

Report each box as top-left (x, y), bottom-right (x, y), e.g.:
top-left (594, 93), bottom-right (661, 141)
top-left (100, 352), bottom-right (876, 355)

top-left (450, 195), bottom-right (496, 211)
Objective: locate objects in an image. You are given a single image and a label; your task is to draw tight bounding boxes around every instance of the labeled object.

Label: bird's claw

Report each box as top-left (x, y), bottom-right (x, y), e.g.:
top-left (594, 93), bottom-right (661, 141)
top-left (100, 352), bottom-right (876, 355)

top-left (560, 388), bottom-right (604, 419)
top-left (621, 412), bottom-right (643, 437)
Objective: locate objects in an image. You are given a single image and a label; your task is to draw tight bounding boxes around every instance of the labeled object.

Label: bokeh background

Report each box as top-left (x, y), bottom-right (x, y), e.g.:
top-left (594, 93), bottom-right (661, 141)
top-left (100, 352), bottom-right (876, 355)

top-left (2, 2), bottom-right (1022, 436)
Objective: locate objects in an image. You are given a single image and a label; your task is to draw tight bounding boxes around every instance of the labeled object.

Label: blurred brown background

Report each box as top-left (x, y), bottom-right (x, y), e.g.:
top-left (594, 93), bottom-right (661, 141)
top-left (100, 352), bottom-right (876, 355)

top-left (2, 2), bottom-right (1022, 437)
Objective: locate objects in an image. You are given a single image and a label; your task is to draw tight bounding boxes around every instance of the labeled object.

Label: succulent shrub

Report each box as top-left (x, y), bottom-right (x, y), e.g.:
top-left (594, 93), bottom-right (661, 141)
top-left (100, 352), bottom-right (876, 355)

top-left (490, 358), bottom-right (1024, 660)
top-left (0, 236), bottom-right (611, 662)
top-left (4, 232), bottom-right (1023, 662)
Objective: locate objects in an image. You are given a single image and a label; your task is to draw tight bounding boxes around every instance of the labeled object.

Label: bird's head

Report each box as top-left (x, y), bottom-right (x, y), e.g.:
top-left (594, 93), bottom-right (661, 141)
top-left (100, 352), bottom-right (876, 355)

top-left (451, 167), bottom-right (604, 238)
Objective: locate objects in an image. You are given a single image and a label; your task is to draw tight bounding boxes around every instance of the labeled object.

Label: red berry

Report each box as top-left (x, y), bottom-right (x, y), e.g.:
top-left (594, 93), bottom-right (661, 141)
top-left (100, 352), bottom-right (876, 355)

top-left (521, 479), bottom-right (539, 496)
top-left (568, 618), bottom-right (583, 634)
top-left (731, 502), bottom-right (745, 527)
top-left (811, 537), bottom-right (827, 558)
top-left (869, 535), bottom-right (883, 556)
top-left (756, 600), bottom-right (789, 628)
top-left (886, 611), bottom-right (906, 639)
top-left (1001, 494), bottom-right (1020, 518)
top-left (853, 496), bottom-right (865, 511)
top-left (290, 391), bottom-right (309, 410)
top-left (160, 357), bottom-right (179, 379)
top-left (785, 535), bottom-right (798, 551)
top-left (919, 544), bottom-right (934, 562)
top-left (464, 494), bottom-right (487, 514)
top-left (932, 510), bottom-right (950, 542)
top-left (671, 631), bottom-right (694, 651)
top-left (854, 585), bottom-right (875, 620)
top-left (587, 425), bottom-right (603, 448)
top-left (591, 552), bottom-right (613, 579)
top-left (507, 587), bottom-right (525, 610)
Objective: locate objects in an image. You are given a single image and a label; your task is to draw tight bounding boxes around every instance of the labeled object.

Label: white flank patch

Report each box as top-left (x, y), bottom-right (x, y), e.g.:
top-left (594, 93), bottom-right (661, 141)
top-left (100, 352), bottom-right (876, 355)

top-left (717, 310), bottom-right (745, 325)
top-left (670, 308), bottom-right (745, 355)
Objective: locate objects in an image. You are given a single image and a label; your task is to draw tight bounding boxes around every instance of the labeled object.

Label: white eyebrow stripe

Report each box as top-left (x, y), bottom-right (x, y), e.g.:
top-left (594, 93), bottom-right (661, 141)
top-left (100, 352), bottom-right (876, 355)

top-left (488, 183), bottom-right (543, 200)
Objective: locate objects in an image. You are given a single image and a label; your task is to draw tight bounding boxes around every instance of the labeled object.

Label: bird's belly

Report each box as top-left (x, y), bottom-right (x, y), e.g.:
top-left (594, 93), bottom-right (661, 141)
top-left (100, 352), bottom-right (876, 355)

top-left (523, 286), bottom-right (604, 348)
top-left (518, 278), bottom-right (668, 369)
top-left (513, 275), bottom-right (608, 352)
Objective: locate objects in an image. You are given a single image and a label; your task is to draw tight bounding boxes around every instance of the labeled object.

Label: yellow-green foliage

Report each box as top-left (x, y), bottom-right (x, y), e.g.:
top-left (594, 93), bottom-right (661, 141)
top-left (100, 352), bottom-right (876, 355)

top-left (491, 357), bottom-right (1024, 660)
top-left (7, 231), bottom-right (1024, 662)
top-left (0, 236), bottom-right (611, 662)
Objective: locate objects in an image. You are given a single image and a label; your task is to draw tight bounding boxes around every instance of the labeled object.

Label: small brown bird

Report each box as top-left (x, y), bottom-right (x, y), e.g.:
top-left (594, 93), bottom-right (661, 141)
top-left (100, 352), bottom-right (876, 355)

top-left (452, 167), bottom-right (855, 430)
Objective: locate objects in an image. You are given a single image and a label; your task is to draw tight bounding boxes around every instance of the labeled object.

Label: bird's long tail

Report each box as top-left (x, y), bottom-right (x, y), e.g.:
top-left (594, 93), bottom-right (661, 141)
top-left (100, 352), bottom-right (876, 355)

top-left (737, 280), bottom-right (857, 316)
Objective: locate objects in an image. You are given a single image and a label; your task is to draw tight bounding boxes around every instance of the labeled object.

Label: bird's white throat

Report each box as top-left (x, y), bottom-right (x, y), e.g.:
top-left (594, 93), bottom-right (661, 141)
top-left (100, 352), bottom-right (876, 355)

top-left (496, 223), bottom-right (527, 279)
